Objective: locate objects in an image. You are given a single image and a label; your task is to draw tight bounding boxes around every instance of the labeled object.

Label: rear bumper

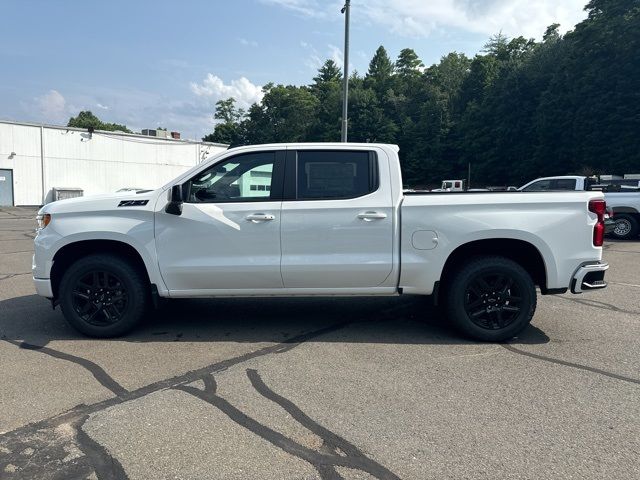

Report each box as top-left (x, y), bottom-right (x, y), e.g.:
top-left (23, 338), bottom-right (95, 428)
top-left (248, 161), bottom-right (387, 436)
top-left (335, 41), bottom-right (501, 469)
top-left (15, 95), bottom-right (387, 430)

top-left (571, 262), bottom-right (609, 294)
top-left (33, 277), bottom-right (53, 298)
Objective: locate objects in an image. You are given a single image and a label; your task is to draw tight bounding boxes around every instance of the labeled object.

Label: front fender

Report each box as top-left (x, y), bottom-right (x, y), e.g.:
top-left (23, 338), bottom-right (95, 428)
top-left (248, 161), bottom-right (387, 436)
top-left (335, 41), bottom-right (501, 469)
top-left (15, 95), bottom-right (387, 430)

top-left (33, 210), bottom-right (167, 294)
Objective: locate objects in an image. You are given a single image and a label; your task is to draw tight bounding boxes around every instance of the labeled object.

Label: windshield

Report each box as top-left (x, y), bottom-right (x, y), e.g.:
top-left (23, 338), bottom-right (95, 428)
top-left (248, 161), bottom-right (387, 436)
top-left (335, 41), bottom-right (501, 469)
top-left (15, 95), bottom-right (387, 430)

top-left (161, 148), bottom-right (230, 190)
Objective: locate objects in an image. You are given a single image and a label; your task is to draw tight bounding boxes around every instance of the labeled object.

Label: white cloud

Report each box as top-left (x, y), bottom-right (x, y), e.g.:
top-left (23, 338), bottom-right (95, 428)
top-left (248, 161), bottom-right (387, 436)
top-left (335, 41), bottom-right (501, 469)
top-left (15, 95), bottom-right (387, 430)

top-left (328, 44), bottom-right (343, 66)
top-left (35, 89), bottom-right (67, 123)
top-left (304, 53), bottom-right (323, 70)
top-left (264, 0), bottom-right (588, 39)
top-left (301, 41), bottom-right (348, 71)
top-left (22, 87), bottom-right (216, 140)
top-left (259, 0), bottom-right (330, 18)
top-left (190, 74), bottom-right (264, 109)
top-left (239, 38), bottom-right (259, 47)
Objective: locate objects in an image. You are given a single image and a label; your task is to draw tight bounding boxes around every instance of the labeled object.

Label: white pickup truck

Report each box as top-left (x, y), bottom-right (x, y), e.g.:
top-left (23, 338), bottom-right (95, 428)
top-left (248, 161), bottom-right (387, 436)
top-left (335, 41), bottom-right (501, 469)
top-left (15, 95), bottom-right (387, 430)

top-left (519, 175), bottom-right (640, 240)
top-left (33, 143), bottom-right (609, 341)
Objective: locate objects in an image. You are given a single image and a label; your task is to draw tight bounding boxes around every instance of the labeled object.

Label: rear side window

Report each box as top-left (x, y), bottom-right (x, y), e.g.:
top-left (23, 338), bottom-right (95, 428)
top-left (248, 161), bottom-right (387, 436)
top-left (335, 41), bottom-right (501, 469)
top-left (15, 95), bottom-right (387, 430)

top-left (522, 180), bottom-right (552, 191)
top-left (553, 179), bottom-right (577, 190)
top-left (296, 150), bottom-right (378, 200)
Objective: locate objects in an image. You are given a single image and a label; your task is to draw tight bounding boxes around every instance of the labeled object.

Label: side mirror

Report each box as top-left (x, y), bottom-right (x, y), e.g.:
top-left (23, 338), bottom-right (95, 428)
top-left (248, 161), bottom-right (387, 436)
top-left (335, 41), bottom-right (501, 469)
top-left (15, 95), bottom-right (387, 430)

top-left (165, 184), bottom-right (183, 216)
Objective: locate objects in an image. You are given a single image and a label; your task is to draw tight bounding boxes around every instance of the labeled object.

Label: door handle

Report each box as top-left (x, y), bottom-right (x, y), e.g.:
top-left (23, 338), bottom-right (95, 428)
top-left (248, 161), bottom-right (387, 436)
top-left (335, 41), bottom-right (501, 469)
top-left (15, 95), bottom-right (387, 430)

top-left (357, 211), bottom-right (387, 221)
top-left (246, 213), bottom-right (275, 222)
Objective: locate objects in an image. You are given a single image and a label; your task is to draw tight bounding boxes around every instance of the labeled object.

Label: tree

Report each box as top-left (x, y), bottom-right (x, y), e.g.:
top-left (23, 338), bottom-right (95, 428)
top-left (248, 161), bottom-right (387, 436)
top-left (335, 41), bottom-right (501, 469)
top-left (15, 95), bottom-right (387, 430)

top-left (214, 98), bottom-right (245, 124)
top-left (309, 61), bottom-right (343, 141)
top-left (348, 85), bottom-right (397, 144)
top-left (312, 60), bottom-right (342, 85)
top-left (395, 48), bottom-right (423, 77)
top-left (543, 23), bottom-right (561, 41)
top-left (202, 98), bottom-right (246, 146)
top-left (67, 111), bottom-right (132, 133)
top-left (585, 0), bottom-right (636, 18)
top-left (365, 46), bottom-right (394, 96)
top-left (242, 84), bottom-right (319, 143)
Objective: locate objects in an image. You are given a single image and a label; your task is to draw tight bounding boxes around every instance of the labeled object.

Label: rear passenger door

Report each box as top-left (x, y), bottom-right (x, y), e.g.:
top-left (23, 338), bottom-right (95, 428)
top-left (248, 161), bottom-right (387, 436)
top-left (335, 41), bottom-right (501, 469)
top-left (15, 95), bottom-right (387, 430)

top-left (280, 148), bottom-right (394, 289)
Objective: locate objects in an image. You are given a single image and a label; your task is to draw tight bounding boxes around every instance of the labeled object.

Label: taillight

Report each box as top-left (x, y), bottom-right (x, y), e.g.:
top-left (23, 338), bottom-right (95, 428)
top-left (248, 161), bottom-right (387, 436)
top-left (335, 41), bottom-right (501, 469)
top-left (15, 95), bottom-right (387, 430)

top-left (589, 199), bottom-right (606, 247)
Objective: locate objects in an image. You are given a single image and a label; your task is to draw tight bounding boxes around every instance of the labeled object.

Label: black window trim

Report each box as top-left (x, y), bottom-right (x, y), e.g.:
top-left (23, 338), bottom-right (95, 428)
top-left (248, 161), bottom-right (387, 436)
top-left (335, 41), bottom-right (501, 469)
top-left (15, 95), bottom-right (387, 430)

top-left (283, 149), bottom-right (380, 202)
top-left (183, 150), bottom-right (286, 204)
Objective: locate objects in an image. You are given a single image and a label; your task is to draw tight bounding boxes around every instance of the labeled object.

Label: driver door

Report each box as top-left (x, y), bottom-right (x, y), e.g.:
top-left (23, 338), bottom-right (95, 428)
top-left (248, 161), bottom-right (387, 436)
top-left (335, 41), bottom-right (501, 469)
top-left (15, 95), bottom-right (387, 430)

top-left (155, 150), bottom-right (285, 294)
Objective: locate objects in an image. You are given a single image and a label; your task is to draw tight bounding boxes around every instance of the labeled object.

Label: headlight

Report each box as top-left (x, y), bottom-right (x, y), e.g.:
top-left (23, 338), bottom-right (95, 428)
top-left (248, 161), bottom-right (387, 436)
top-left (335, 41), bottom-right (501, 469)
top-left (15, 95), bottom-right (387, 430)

top-left (36, 213), bottom-right (51, 230)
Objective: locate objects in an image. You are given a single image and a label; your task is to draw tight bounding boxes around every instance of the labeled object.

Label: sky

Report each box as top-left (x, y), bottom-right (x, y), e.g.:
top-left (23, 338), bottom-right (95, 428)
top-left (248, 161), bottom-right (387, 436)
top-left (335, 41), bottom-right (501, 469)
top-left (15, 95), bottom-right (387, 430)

top-left (0, 0), bottom-right (589, 140)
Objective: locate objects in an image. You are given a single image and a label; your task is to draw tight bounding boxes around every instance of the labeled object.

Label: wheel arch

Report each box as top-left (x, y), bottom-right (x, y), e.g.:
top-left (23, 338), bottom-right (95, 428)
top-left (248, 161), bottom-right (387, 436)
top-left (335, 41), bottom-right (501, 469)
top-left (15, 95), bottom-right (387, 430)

top-left (50, 239), bottom-right (151, 299)
top-left (611, 207), bottom-right (639, 215)
top-left (437, 238), bottom-right (549, 303)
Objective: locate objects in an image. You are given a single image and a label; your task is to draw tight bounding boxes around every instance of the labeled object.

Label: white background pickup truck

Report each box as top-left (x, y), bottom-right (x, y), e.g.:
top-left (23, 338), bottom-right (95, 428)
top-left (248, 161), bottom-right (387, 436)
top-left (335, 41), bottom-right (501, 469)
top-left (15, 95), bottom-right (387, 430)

top-left (519, 175), bottom-right (640, 240)
top-left (33, 143), bottom-right (609, 341)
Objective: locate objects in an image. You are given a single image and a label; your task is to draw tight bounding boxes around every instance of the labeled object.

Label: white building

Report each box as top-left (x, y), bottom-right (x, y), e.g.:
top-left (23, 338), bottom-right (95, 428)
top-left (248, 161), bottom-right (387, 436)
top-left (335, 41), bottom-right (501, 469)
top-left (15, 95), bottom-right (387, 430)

top-left (0, 120), bottom-right (228, 206)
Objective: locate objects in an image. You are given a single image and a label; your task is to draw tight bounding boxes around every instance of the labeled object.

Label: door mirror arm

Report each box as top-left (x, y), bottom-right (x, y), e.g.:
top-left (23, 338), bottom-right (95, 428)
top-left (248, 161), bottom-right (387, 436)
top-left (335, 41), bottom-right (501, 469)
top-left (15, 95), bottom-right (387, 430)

top-left (165, 185), bottom-right (184, 215)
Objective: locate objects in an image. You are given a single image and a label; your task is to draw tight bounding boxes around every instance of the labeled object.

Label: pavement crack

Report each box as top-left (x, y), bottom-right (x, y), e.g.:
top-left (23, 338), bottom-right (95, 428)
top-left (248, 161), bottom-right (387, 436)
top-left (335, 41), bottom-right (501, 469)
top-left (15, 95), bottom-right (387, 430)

top-left (3, 339), bottom-right (128, 397)
top-left (75, 415), bottom-right (129, 480)
top-left (0, 272), bottom-right (32, 281)
top-left (0, 321), bottom-right (352, 440)
top-left (175, 371), bottom-right (400, 480)
top-left (501, 344), bottom-right (640, 386)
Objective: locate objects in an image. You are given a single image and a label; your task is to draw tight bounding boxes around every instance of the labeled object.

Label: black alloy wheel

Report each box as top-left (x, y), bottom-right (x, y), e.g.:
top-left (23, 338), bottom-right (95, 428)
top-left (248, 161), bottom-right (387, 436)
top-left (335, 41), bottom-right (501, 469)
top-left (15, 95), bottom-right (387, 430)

top-left (445, 256), bottom-right (536, 342)
top-left (59, 254), bottom-right (149, 337)
top-left (463, 272), bottom-right (523, 330)
top-left (71, 270), bottom-right (129, 326)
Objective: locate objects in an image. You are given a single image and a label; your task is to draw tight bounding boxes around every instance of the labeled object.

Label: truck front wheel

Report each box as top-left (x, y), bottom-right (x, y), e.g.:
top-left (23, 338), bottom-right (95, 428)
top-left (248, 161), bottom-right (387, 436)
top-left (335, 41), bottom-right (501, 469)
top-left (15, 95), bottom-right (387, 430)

top-left (59, 254), bottom-right (149, 337)
top-left (445, 256), bottom-right (536, 342)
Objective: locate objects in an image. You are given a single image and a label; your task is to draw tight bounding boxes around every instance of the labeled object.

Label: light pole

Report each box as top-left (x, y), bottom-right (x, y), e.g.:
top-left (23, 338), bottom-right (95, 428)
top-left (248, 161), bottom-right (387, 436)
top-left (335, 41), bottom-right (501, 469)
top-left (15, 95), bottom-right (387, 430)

top-left (341, 0), bottom-right (351, 142)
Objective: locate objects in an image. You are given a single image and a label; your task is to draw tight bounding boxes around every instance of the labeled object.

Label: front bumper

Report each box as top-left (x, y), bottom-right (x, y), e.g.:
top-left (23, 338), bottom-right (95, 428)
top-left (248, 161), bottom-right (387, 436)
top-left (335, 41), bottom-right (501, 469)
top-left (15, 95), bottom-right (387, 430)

top-left (33, 277), bottom-right (53, 298)
top-left (571, 262), bottom-right (609, 294)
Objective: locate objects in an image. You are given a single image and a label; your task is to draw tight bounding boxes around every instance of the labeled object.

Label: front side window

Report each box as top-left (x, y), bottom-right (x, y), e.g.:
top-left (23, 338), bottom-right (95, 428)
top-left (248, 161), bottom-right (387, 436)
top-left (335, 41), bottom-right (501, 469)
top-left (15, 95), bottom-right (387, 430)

top-left (296, 150), bottom-right (377, 200)
top-left (522, 180), bottom-right (552, 192)
top-left (187, 152), bottom-right (275, 203)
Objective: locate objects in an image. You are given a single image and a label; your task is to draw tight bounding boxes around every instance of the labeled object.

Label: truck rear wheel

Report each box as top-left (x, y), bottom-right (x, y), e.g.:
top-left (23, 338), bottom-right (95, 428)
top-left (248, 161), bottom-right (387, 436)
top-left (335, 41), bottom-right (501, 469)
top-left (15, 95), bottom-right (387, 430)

top-left (611, 213), bottom-right (639, 240)
top-left (445, 256), bottom-right (536, 342)
top-left (59, 254), bottom-right (149, 337)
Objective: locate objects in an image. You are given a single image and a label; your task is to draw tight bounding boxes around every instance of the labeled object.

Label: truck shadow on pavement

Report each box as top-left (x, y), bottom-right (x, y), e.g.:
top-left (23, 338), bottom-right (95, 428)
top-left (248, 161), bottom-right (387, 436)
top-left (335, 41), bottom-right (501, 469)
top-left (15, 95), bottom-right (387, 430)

top-left (0, 293), bottom-right (551, 348)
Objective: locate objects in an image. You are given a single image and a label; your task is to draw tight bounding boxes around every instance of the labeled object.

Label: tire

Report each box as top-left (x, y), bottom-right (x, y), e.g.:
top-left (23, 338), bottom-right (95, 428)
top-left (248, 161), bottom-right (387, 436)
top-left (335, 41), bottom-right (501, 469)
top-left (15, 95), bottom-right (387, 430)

top-left (445, 256), bottom-right (536, 342)
top-left (610, 214), bottom-right (639, 240)
top-left (59, 254), bottom-right (149, 337)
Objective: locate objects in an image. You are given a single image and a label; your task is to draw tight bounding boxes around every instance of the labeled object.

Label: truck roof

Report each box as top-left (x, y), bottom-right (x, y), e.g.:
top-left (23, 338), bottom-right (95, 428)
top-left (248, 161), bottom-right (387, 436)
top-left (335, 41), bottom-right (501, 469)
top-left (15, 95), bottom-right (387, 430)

top-left (226, 142), bottom-right (400, 151)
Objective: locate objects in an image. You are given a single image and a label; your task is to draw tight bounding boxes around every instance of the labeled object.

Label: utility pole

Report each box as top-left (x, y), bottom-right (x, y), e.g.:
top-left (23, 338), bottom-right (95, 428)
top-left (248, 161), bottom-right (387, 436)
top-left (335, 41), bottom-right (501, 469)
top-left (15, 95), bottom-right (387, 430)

top-left (341, 0), bottom-right (351, 142)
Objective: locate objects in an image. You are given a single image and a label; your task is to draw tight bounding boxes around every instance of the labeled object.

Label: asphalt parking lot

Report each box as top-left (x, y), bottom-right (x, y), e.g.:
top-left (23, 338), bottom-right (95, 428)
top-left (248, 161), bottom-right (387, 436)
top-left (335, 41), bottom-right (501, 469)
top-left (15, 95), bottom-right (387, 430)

top-left (0, 207), bottom-right (638, 480)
